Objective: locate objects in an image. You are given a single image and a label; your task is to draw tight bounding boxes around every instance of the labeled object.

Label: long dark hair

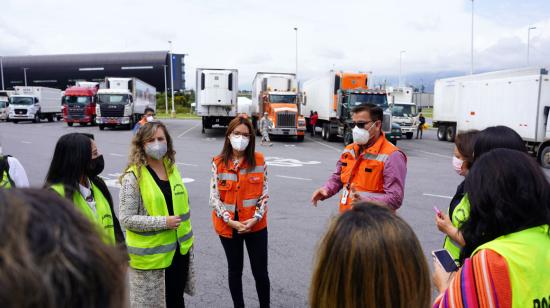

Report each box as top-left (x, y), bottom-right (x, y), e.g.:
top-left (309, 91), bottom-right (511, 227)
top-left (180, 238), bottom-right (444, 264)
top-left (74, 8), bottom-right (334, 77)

top-left (220, 116), bottom-right (256, 169)
top-left (0, 188), bottom-right (127, 308)
top-left (459, 149), bottom-right (550, 263)
top-left (310, 203), bottom-right (430, 308)
top-left (44, 133), bottom-right (92, 199)
top-left (472, 126), bottom-right (527, 164)
top-left (455, 130), bottom-right (478, 170)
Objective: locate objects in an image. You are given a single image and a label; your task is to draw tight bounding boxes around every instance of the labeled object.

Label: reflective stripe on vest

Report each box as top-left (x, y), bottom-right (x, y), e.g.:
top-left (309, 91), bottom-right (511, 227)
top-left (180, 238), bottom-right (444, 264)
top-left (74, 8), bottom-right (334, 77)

top-left (125, 161), bottom-right (193, 270)
top-left (472, 225), bottom-right (550, 307)
top-left (443, 195), bottom-right (470, 262)
top-left (362, 153), bottom-right (389, 163)
top-left (218, 173), bottom-right (238, 181)
top-left (240, 166), bottom-right (264, 174)
top-left (51, 183), bottom-right (115, 245)
top-left (0, 171), bottom-right (11, 189)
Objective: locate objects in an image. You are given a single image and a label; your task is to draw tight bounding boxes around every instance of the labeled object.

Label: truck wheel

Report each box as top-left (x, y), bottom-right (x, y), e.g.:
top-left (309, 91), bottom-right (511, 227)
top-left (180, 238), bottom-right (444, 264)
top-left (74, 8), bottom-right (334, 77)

top-left (437, 126), bottom-right (447, 141)
top-left (67, 122), bottom-right (73, 127)
top-left (446, 126), bottom-right (456, 142)
top-left (538, 144), bottom-right (550, 169)
top-left (47, 115), bottom-right (54, 122)
top-left (327, 125), bottom-right (338, 142)
top-left (322, 124), bottom-right (329, 140)
top-left (13, 120), bottom-right (18, 124)
top-left (297, 135), bottom-right (304, 142)
top-left (33, 113), bottom-right (40, 123)
top-left (344, 129), bottom-right (353, 146)
top-left (406, 132), bottom-right (414, 139)
top-left (99, 125), bottom-right (105, 131)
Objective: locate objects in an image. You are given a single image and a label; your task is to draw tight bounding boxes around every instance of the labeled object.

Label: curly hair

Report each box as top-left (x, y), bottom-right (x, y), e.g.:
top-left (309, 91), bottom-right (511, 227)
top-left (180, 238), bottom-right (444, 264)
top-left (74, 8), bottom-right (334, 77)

top-left (123, 121), bottom-right (176, 179)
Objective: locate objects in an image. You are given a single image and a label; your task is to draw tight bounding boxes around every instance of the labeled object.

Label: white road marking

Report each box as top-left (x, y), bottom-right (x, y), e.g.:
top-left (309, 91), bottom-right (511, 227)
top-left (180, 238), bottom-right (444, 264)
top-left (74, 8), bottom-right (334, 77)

top-left (177, 123), bottom-right (200, 138)
top-left (21, 141), bottom-right (32, 144)
top-left (109, 153), bottom-right (125, 157)
top-left (182, 177), bottom-right (195, 183)
top-left (310, 138), bottom-right (341, 152)
top-left (265, 156), bottom-right (321, 167)
top-left (205, 138), bottom-right (217, 141)
top-left (284, 145), bottom-right (296, 147)
top-left (177, 162), bottom-right (199, 167)
top-left (276, 175), bottom-right (312, 181)
top-left (423, 193), bottom-right (453, 199)
top-left (416, 150), bottom-right (450, 159)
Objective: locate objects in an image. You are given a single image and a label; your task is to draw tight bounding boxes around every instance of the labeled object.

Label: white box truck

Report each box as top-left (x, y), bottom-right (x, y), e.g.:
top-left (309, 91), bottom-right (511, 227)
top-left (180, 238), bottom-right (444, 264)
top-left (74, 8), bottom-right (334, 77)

top-left (96, 77), bottom-right (156, 130)
top-left (0, 90), bottom-right (14, 121)
top-left (433, 67), bottom-right (550, 168)
top-left (8, 86), bottom-right (62, 123)
top-left (195, 68), bottom-right (238, 133)
top-left (387, 86), bottom-right (419, 139)
top-left (251, 72), bottom-right (306, 141)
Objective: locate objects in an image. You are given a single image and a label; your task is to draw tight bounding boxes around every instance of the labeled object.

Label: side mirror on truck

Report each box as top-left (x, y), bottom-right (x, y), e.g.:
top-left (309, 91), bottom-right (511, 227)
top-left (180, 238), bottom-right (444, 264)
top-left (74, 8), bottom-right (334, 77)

top-left (34, 98), bottom-right (39, 104)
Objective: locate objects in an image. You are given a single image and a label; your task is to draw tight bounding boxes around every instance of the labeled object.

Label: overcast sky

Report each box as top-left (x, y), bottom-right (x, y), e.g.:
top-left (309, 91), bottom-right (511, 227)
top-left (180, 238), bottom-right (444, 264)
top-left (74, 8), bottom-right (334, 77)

top-left (1, 0), bottom-right (549, 89)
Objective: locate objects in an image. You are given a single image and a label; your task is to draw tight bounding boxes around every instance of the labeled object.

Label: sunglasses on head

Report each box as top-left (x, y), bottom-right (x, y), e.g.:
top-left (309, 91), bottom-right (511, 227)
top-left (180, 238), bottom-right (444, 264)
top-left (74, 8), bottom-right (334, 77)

top-left (349, 121), bottom-right (375, 129)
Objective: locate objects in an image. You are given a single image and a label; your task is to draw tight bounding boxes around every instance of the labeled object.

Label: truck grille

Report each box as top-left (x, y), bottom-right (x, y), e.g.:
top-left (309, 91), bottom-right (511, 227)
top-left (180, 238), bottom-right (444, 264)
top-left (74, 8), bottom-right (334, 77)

top-left (68, 106), bottom-right (85, 119)
top-left (382, 114), bottom-right (391, 133)
top-left (276, 112), bottom-right (296, 128)
top-left (99, 104), bottom-right (124, 117)
top-left (15, 109), bottom-right (27, 115)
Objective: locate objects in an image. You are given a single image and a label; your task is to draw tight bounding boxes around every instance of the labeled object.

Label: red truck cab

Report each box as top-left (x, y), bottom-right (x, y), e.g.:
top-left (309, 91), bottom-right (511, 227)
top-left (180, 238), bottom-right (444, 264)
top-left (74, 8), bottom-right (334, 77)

top-left (63, 85), bottom-right (98, 126)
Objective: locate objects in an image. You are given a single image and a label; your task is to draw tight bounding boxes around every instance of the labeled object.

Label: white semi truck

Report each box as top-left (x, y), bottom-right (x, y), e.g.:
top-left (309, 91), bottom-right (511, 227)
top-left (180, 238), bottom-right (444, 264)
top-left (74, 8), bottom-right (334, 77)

top-left (387, 86), bottom-right (418, 139)
top-left (96, 77), bottom-right (156, 130)
top-left (433, 67), bottom-right (550, 168)
top-left (195, 68), bottom-right (238, 133)
top-left (8, 86), bottom-right (62, 123)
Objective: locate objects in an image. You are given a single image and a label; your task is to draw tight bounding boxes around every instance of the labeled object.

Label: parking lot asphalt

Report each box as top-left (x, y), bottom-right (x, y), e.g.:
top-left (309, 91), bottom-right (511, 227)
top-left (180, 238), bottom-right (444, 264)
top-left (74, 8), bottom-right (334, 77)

top-left (2, 119), bottom-right (547, 307)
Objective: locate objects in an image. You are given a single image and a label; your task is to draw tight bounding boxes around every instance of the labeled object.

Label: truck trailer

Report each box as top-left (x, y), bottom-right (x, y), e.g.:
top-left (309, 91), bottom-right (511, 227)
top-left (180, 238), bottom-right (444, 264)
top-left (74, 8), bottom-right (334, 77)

top-left (302, 71), bottom-right (397, 145)
top-left (251, 72), bottom-right (306, 141)
top-left (96, 77), bottom-right (156, 130)
top-left (8, 86), bottom-right (62, 123)
top-left (433, 67), bottom-right (550, 168)
top-left (195, 68), bottom-right (239, 133)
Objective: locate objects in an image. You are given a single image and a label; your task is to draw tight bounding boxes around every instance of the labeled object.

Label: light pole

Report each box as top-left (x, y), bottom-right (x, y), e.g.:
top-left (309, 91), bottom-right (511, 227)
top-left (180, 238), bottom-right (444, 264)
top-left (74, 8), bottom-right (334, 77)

top-left (0, 56), bottom-right (4, 90)
top-left (23, 68), bottom-right (29, 87)
top-left (168, 40), bottom-right (175, 117)
top-left (527, 26), bottom-right (536, 66)
top-left (399, 50), bottom-right (406, 87)
top-left (163, 64), bottom-right (168, 114)
top-left (470, 0), bottom-right (474, 74)
top-left (294, 27), bottom-right (298, 79)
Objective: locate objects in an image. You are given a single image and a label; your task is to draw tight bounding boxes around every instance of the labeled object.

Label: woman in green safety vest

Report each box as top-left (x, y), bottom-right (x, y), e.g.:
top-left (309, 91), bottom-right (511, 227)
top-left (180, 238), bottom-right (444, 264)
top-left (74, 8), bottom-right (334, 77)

top-left (433, 149), bottom-right (550, 307)
top-left (119, 121), bottom-right (195, 308)
top-left (44, 133), bottom-right (124, 246)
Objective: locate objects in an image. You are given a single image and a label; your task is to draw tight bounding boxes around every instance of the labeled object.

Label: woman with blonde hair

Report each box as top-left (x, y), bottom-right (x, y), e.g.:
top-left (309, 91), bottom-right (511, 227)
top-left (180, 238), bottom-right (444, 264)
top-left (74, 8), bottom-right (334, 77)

top-left (310, 203), bottom-right (431, 308)
top-left (119, 121), bottom-right (195, 307)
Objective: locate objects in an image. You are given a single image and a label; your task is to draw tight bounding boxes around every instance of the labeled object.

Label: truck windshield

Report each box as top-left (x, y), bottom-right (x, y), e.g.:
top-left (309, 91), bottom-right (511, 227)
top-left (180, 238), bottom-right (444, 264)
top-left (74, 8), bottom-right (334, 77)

top-left (0, 102), bottom-right (5, 108)
top-left (98, 94), bottom-right (129, 104)
top-left (348, 94), bottom-right (388, 108)
top-left (392, 105), bottom-right (417, 117)
top-left (10, 97), bottom-right (34, 105)
top-left (269, 94), bottom-right (296, 104)
top-left (64, 96), bottom-right (90, 105)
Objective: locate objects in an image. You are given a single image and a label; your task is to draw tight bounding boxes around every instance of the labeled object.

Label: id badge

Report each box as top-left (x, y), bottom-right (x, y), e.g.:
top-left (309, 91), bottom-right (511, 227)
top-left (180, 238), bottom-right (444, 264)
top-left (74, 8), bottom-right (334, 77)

top-left (341, 188), bottom-right (349, 204)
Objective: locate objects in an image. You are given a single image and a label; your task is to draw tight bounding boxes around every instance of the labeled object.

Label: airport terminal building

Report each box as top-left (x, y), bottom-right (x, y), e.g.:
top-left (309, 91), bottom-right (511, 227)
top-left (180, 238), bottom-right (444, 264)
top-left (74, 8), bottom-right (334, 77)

top-left (0, 51), bottom-right (185, 91)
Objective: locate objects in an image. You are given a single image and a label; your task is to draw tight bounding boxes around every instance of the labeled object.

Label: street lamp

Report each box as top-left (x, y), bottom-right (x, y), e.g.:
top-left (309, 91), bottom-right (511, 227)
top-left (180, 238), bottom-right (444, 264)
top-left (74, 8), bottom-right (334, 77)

top-left (23, 68), bottom-right (29, 87)
top-left (168, 40), bottom-right (175, 118)
top-left (399, 50), bottom-right (406, 87)
top-left (0, 56), bottom-right (4, 90)
top-left (163, 64), bottom-right (168, 114)
top-left (470, 0), bottom-right (474, 74)
top-left (527, 26), bottom-right (537, 65)
top-left (294, 27), bottom-right (298, 79)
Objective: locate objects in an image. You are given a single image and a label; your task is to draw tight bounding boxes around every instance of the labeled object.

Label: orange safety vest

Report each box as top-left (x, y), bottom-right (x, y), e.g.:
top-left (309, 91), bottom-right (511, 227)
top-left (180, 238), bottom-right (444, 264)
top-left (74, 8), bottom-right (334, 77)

top-left (339, 133), bottom-right (403, 212)
top-left (212, 152), bottom-right (267, 238)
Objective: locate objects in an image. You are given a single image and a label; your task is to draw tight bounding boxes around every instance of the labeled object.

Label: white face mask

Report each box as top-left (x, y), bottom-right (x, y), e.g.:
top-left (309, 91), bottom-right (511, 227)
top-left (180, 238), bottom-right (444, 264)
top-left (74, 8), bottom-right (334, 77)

top-left (452, 156), bottom-right (464, 175)
top-left (230, 135), bottom-right (250, 152)
top-left (145, 141), bottom-right (168, 160)
top-left (146, 116), bottom-right (154, 122)
top-left (352, 122), bottom-right (375, 145)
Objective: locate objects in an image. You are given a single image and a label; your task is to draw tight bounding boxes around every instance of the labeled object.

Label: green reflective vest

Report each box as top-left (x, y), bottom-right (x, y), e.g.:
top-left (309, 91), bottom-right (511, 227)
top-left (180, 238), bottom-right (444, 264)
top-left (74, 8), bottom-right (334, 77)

top-left (473, 225), bottom-right (550, 307)
top-left (0, 170), bottom-right (12, 189)
top-left (126, 161), bottom-right (193, 270)
top-left (444, 195), bottom-right (470, 262)
top-left (51, 183), bottom-right (115, 245)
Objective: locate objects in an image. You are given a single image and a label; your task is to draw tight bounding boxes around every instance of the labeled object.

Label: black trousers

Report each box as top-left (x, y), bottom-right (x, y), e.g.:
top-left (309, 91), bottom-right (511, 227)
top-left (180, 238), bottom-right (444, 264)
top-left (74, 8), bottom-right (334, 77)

top-left (219, 228), bottom-right (270, 308)
top-left (165, 250), bottom-right (189, 308)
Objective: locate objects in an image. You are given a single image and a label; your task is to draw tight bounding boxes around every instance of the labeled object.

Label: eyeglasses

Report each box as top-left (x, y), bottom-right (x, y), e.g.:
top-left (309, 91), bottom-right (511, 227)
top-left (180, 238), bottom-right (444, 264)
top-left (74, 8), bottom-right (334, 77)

top-left (349, 121), bottom-right (375, 129)
top-left (232, 131), bottom-right (251, 138)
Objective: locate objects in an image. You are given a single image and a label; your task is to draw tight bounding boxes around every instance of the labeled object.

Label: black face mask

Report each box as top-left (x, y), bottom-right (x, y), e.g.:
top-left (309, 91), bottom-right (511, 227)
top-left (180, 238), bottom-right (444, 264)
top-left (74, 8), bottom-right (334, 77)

top-left (88, 155), bottom-right (105, 177)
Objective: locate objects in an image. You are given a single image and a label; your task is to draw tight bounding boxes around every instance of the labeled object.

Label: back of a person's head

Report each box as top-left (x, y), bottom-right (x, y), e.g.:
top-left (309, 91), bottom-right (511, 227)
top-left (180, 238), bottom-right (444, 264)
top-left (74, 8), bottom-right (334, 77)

top-left (473, 126), bottom-right (527, 163)
top-left (309, 203), bottom-right (430, 308)
top-left (460, 149), bottom-right (550, 261)
top-left (0, 189), bottom-right (127, 308)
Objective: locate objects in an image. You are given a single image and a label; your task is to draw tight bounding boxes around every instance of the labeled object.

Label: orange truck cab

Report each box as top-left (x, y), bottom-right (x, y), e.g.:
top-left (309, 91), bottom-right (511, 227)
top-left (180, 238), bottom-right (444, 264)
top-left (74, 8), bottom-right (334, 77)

top-left (252, 72), bottom-right (306, 141)
top-left (63, 82), bottom-right (99, 126)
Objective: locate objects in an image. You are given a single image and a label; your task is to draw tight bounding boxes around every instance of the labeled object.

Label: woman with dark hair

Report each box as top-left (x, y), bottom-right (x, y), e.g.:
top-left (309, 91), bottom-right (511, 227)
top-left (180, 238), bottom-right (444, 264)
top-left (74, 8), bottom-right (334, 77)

top-left (0, 188), bottom-right (127, 308)
top-left (210, 115), bottom-right (270, 308)
top-left (433, 149), bottom-right (550, 307)
top-left (435, 130), bottom-right (478, 261)
top-left (44, 133), bottom-right (123, 245)
top-left (310, 203), bottom-right (431, 308)
top-left (120, 121), bottom-right (195, 308)
top-left (472, 125), bottom-right (527, 162)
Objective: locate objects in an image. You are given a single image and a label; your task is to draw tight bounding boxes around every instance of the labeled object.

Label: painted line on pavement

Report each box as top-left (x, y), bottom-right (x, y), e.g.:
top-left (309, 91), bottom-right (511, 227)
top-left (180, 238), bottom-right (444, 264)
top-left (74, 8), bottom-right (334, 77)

top-left (416, 150), bottom-right (450, 159)
top-left (21, 141), bottom-right (32, 144)
top-left (309, 138), bottom-right (341, 152)
top-left (176, 162), bottom-right (199, 167)
top-left (423, 193), bottom-right (453, 199)
top-left (109, 153), bottom-right (125, 157)
top-left (177, 123), bottom-right (200, 138)
top-left (276, 175), bottom-right (312, 181)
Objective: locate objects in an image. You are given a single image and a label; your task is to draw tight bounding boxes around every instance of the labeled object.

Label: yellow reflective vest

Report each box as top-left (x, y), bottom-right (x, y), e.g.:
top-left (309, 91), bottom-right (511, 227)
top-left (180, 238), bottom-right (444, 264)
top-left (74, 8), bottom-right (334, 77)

top-left (444, 195), bottom-right (470, 262)
top-left (125, 161), bottom-right (193, 270)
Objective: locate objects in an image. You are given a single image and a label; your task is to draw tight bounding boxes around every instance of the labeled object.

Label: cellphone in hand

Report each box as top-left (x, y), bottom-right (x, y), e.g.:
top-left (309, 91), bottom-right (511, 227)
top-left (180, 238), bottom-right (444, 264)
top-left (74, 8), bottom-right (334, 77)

top-left (433, 206), bottom-right (443, 218)
top-left (432, 249), bottom-right (459, 272)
